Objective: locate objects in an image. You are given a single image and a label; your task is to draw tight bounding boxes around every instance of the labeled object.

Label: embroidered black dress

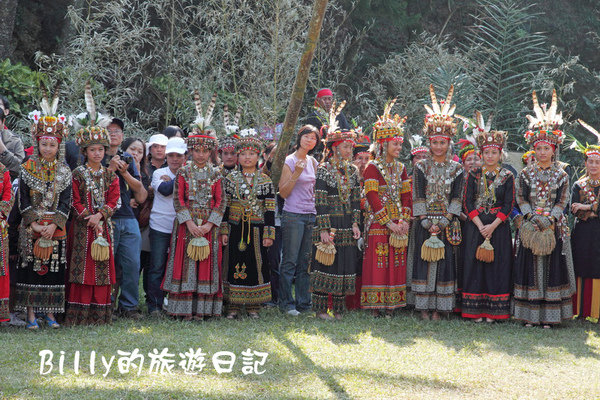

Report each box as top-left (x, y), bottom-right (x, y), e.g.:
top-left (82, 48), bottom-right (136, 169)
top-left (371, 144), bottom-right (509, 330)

top-left (571, 177), bottom-right (600, 320)
top-left (409, 159), bottom-right (464, 312)
top-left (222, 170), bottom-right (276, 312)
top-left (15, 159), bottom-right (72, 313)
top-left (513, 162), bottom-right (575, 325)
top-left (311, 160), bottom-right (361, 314)
top-left (462, 167), bottom-right (514, 320)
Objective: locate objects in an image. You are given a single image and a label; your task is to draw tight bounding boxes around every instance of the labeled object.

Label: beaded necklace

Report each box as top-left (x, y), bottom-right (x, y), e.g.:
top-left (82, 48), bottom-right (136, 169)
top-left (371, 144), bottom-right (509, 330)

top-left (526, 162), bottom-right (562, 216)
top-left (475, 166), bottom-right (507, 212)
top-left (425, 160), bottom-right (454, 208)
top-left (39, 158), bottom-right (59, 212)
top-left (233, 169), bottom-right (259, 251)
top-left (329, 158), bottom-right (352, 204)
top-left (188, 162), bottom-right (215, 210)
top-left (373, 159), bottom-right (403, 206)
top-left (580, 176), bottom-right (599, 210)
top-left (82, 163), bottom-right (106, 211)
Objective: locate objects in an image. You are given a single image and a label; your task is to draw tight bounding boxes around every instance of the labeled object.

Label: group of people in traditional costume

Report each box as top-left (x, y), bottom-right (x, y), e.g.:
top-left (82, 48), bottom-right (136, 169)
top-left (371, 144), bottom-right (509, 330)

top-left (1, 81), bottom-right (600, 330)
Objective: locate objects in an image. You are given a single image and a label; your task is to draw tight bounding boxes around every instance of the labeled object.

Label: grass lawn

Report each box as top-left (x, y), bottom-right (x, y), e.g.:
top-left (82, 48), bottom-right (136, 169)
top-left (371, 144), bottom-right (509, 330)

top-left (1, 307), bottom-right (600, 399)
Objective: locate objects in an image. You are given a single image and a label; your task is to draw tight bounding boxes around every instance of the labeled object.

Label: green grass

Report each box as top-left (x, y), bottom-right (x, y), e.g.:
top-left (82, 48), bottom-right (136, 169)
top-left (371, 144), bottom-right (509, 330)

top-left (1, 308), bottom-right (600, 399)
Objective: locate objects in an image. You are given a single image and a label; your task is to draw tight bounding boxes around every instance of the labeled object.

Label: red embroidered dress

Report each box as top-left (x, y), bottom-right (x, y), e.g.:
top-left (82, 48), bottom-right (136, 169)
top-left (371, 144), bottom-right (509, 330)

top-left (161, 162), bottom-right (226, 317)
top-left (0, 166), bottom-right (14, 321)
top-left (361, 160), bottom-right (412, 309)
top-left (65, 165), bottom-right (120, 325)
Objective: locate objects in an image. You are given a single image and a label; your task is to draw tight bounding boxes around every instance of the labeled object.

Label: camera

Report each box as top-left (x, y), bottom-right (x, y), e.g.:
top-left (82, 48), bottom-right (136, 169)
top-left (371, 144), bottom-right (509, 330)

top-left (121, 155), bottom-right (133, 165)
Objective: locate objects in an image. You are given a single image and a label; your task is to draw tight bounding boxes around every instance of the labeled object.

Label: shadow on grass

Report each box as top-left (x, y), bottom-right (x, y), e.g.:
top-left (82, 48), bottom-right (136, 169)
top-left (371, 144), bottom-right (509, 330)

top-left (345, 309), bottom-right (600, 361)
top-left (276, 335), bottom-right (465, 399)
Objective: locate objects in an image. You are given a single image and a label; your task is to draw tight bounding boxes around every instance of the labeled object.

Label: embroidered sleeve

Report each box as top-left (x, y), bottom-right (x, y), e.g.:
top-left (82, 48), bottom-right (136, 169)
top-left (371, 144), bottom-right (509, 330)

top-left (516, 170), bottom-right (532, 217)
top-left (263, 178), bottom-right (276, 235)
top-left (71, 172), bottom-right (90, 220)
top-left (412, 163), bottom-right (427, 217)
top-left (315, 166), bottom-right (332, 231)
top-left (351, 169), bottom-right (361, 225)
top-left (98, 173), bottom-right (121, 221)
top-left (399, 165), bottom-right (412, 220)
top-left (18, 167), bottom-right (38, 226)
top-left (174, 168), bottom-right (192, 223)
top-left (364, 163), bottom-right (390, 226)
top-left (570, 182), bottom-right (587, 220)
top-left (0, 170), bottom-right (14, 218)
top-left (52, 176), bottom-right (72, 230)
top-left (207, 177), bottom-right (226, 227)
top-left (220, 176), bottom-right (232, 235)
top-left (447, 168), bottom-right (464, 217)
top-left (497, 173), bottom-right (515, 222)
top-left (465, 170), bottom-right (479, 220)
top-left (551, 172), bottom-right (570, 220)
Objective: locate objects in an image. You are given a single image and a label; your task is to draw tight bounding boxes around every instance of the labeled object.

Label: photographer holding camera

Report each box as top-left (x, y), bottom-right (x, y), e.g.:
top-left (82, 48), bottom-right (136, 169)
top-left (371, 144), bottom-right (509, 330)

top-left (104, 118), bottom-right (147, 320)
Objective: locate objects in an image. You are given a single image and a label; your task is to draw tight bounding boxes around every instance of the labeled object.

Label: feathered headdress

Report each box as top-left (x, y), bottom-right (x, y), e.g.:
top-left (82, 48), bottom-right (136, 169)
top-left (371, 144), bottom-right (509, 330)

top-left (453, 114), bottom-right (477, 162)
top-left (573, 119), bottom-right (600, 160)
top-left (523, 89), bottom-right (565, 147)
top-left (373, 98), bottom-right (406, 143)
top-left (219, 104), bottom-right (241, 151)
top-left (408, 134), bottom-right (428, 157)
top-left (353, 127), bottom-right (371, 156)
top-left (457, 111), bottom-right (506, 153)
top-left (422, 84), bottom-right (458, 139)
top-left (73, 81), bottom-right (112, 150)
top-left (188, 89), bottom-right (218, 150)
top-left (323, 100), bottom-right (355, 143)
top-left (28, 81), bottom-right (69, 142)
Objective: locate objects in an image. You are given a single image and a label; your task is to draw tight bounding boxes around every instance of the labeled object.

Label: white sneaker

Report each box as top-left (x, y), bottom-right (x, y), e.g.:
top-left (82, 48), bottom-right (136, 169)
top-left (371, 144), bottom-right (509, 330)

top-left (287, 309), bottom-right (301, 316)
top-left (9, 313), bottom-right (27, 327)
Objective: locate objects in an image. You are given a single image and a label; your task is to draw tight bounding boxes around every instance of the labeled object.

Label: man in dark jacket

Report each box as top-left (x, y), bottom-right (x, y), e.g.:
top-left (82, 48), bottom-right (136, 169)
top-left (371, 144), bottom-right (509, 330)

top-left (304, 88), bottom-right (351, 159)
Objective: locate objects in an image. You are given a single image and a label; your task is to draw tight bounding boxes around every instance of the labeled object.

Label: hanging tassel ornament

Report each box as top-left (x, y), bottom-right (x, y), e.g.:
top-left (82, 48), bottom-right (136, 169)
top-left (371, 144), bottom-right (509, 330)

top-left (187, 219), bottom-right (211, 261)
top-left (475, 238), bottom-right (494, 263)
top-left (389, 233), bottom-right (408, 249)
top-left (519, 220), bottom-right (556, 256)
top-left (420, 232), bottom-right (445, 262)
top-left (238, 209), bottom-right (251, 252)
top-left (33, 222), bottom-right (53, 261)
top-left (33, 237), bottom-right (53, 261)
top-left (315, 228), bottom-right (337, 266)
top-left (91, 221), bottom-right (111, 261)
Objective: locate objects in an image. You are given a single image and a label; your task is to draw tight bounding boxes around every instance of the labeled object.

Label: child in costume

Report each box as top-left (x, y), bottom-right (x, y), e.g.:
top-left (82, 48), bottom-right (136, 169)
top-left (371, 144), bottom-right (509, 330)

top-left (15, 84), bottom-right (72, 329)
top-left (161, 91), bottom-right (226, 319)
top-left (65, 83), bottom-right (120, 325)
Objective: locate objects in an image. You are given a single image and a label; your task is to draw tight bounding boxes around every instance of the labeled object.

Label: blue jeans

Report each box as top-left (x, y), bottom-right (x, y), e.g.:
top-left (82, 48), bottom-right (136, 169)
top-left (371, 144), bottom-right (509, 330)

top-left (147, 228), bottom-right (171, 312)
top-left (113, 218), bottom-right (142, 311)
top-left (279, 211), bottom-right (315, 312)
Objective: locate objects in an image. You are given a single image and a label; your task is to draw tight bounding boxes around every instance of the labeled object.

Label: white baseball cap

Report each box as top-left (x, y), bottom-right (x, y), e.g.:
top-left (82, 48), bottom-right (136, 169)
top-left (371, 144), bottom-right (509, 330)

top-left (166, 137), bottom-right (187, 154)
top-left (146, 134), bottom-right (169, 153)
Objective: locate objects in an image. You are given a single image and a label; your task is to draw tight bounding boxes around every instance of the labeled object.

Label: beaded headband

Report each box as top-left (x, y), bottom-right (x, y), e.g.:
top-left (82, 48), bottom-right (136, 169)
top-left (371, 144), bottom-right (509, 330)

top-left (408, 134), bottom-right (428, 156)
top-left (235, 128), bottom-right (263, 154)
top-left (575, 119), bottom-right (600, 160)
top-left (373, 98), bottom-right (406, 143)
top-left (219, 104), bottom-right (241, 151)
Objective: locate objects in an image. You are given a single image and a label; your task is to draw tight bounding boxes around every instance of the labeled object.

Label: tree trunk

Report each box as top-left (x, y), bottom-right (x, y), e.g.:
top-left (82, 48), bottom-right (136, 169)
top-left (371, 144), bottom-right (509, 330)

top-left (0, 0), bottom-right (18, 60)
top-left (270, 0), bottom-right (329, 188)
